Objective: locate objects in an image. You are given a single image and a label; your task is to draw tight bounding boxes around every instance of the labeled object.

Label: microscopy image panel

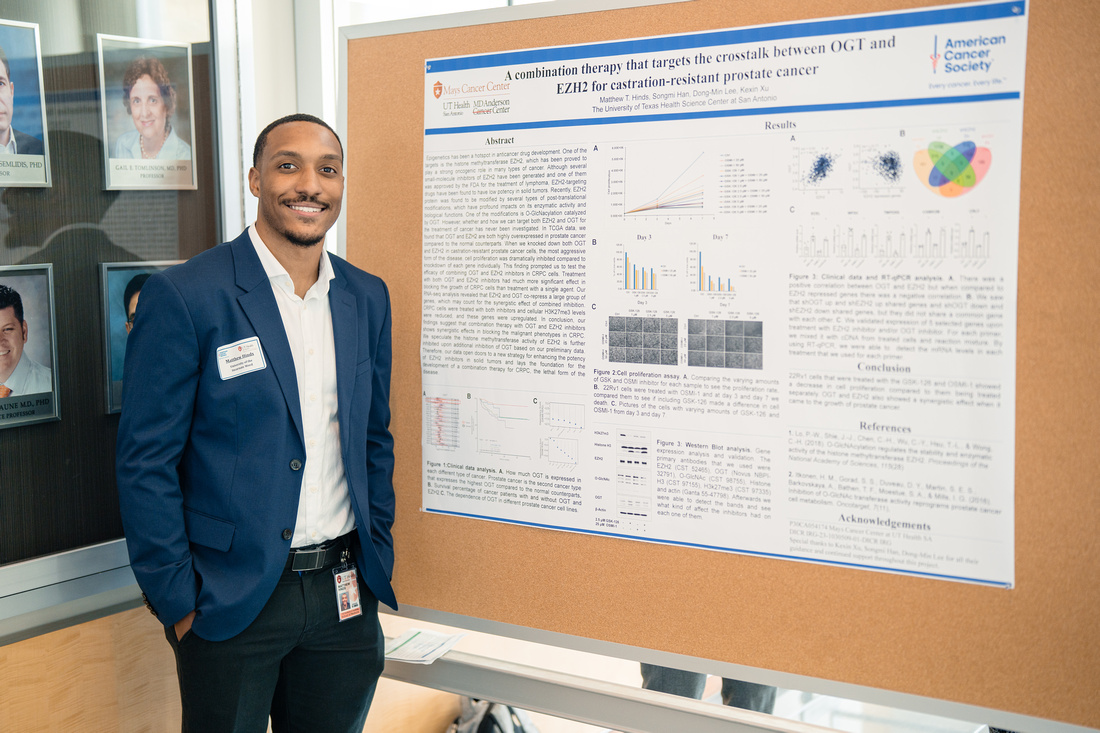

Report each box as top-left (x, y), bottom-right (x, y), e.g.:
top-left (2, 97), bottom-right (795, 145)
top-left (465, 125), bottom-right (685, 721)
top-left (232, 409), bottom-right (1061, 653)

top-left (686, 318), bottom-right (765, 370)
top-left (609, 317), bottom-right (679, 365)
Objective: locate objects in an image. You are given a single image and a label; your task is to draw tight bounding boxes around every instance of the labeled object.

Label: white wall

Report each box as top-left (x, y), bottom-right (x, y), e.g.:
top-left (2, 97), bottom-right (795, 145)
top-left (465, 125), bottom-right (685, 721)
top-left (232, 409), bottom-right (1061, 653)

top-left (250, 0), bottom-right (299, 129)
top-left (212, 0), bottom-right (299, 231)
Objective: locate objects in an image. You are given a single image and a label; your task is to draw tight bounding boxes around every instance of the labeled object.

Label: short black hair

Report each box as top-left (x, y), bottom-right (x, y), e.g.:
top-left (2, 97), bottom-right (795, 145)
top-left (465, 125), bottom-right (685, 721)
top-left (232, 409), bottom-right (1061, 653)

top-left (123, 273), bottom-right (151, 315)
top-left (252, 113), bottom-right (343, 168)
top-left (0, 284), bottom-right (24, 323)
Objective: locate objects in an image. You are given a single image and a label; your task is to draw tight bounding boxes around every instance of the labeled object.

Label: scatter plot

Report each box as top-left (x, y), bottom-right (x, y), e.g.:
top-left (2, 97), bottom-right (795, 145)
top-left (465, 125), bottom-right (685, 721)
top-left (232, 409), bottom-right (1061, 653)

top-left (872, 150), bottom-right (903, 182)
top-left (913, 140), bottom-right (992, 197)
top-left (792, 147), bottom-right (843, 193)
top-left (806, 153), bottom-right (835, 184)
top-left (548, 437), bottom-right (579, 465)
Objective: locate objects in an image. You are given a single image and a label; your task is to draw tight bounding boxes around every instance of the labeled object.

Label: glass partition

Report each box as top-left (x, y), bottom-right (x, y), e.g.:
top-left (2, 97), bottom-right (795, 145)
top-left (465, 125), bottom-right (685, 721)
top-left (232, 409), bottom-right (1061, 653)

top-left (0, 0), bottom-right (219, 566)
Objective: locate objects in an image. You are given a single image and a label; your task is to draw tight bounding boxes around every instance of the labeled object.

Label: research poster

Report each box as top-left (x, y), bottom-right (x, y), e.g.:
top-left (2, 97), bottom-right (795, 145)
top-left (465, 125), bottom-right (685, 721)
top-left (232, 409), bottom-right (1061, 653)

top-left (420, 2), bottom-right (1027, 586)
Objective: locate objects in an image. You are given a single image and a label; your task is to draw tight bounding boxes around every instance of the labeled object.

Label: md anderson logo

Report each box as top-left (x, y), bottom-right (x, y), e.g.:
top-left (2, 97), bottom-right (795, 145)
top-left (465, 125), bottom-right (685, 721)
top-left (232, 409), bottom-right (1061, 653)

top-left (432, 77), bottom-right (513, 117)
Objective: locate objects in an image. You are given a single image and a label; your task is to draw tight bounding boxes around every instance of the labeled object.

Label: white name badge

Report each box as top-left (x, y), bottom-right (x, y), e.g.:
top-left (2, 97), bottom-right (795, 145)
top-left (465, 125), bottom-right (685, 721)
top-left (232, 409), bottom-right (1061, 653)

top-left (216, 337), bottom-right (267, 380)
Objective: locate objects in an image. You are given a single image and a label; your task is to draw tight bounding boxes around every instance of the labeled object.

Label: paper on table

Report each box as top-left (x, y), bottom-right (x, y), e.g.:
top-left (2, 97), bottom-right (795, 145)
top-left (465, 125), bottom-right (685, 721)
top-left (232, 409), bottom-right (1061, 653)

top-left (384, 628), bottom-right (465, 664)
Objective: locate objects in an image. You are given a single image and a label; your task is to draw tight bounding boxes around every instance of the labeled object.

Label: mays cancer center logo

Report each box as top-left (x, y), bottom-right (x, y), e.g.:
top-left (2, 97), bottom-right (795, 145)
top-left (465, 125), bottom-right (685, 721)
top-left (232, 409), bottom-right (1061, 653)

top-left (431, 77), bottom-right (513, 119)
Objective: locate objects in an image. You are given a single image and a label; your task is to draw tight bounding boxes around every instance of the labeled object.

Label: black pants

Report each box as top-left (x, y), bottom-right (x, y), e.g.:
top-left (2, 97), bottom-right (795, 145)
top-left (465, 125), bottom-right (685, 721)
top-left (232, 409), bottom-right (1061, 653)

top-left (165, 563), bottom-right (384, 733)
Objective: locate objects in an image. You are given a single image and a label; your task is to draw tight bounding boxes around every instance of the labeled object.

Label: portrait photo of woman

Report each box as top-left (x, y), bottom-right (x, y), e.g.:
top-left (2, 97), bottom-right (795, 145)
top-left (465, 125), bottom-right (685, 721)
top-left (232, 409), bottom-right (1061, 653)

top-left (114, 55), bottom-right (191, 161)
top-left (97, 35), bottom-right (196, 189)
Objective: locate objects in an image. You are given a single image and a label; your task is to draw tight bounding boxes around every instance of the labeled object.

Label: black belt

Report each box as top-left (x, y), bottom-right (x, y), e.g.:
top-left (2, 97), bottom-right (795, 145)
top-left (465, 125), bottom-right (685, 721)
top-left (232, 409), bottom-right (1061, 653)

top-left (285, 532), bottom-right (354, 572)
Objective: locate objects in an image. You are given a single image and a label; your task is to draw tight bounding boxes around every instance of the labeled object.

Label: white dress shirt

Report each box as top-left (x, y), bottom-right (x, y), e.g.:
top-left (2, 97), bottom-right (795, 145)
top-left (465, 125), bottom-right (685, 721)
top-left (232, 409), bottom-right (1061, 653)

top-left (249, 225), bottom-right (354, 547)
top-left (1, 353), bottom-right (52, 395)
top-left (113, 128), bottom-right (193, 160)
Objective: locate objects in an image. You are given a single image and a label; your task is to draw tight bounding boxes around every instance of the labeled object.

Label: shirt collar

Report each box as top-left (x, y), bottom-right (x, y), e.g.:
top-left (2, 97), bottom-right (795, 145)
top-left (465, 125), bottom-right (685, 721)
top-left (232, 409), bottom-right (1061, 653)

top-left (248, 224), bottom-right (334, 301)
top-left (4, 352), bottom-right (32, 392)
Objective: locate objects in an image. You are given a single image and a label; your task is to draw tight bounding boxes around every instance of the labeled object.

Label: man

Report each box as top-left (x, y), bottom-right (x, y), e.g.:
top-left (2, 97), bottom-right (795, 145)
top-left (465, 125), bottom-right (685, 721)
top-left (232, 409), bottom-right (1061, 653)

top-left (122, 272), bottom-right (150, 334)
top-left (0, 283), bottom-right (52, 396)
top-left (0, 44), bottom-right (45, 155)
top-left (116, 114), bottom-right (396, 733)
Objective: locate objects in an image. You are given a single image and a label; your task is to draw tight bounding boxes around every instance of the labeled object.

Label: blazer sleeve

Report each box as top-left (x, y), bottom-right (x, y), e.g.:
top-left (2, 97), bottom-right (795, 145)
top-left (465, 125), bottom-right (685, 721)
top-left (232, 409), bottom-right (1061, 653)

top-left (365, 278), bottom-right (396, 579)
top-left (115, 272), bottom-right (202, 626)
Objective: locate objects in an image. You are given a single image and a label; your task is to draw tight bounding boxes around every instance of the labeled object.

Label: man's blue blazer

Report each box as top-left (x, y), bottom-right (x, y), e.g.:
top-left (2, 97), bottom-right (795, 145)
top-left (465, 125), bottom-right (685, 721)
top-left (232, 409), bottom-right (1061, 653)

top-left (116, 231), bottom-right (397, 642)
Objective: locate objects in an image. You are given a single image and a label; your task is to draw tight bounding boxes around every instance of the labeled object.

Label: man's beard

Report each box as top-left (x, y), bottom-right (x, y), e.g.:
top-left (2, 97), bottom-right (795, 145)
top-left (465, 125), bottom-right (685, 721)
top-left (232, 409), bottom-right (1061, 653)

top-left (278, 197), bottom-right (328, 248)
top-left (282, 228), bottom-right (324, 248)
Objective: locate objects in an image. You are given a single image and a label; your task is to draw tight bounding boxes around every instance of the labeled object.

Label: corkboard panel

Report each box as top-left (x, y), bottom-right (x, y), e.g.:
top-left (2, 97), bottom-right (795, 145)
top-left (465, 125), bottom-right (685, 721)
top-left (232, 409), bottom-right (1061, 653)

top-left (343, 1), bottom-right (1100, 727)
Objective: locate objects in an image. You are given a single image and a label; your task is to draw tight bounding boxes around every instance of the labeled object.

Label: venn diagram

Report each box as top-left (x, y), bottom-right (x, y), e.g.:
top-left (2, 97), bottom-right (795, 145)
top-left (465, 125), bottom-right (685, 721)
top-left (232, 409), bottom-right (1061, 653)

top-left (913, 141), bottom-right (992, 197)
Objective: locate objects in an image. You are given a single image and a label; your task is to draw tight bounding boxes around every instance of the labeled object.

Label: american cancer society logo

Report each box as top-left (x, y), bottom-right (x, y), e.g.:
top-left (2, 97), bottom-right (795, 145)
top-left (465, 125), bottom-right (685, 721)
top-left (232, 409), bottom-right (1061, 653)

top-left (929, 32), bottom-right (1005, 74)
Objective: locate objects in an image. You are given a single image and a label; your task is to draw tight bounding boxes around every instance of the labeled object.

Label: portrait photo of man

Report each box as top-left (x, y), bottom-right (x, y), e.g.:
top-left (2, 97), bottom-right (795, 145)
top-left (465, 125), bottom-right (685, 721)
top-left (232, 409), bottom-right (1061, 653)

top-left (101, 261), bottom-right (179, 413)
top-left (0, 19), bottom-right (50, 186)
top-left (0, 283), bottom-right (49, 395)
top-left (0, 265), bottom-right (59, 428)
top-left (0, 44), bottom-right (41, 155)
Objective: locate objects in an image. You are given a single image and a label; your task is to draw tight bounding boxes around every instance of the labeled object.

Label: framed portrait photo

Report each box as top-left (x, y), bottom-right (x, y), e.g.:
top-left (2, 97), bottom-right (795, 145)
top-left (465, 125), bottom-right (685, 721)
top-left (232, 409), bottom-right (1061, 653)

top-left (100, 260), bottom-right (180, 414)
top-left (0, 264), bottom-right (59, 429)
top-left (0, 18), bottom-right (51, 187)
top-left (96, 34), bottom-right (196, 190)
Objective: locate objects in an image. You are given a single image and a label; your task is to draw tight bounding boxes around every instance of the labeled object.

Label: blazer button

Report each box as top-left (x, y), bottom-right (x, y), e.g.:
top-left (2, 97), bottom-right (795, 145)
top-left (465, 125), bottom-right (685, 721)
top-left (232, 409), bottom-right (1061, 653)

top-left (290, 459), bottom-right (302, 471)
top-left (282, 529), bottom-right (293, 541)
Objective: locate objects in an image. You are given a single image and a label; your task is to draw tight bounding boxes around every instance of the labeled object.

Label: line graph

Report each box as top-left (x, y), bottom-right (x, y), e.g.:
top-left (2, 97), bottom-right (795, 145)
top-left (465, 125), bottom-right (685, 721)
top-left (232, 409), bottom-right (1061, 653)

top-left (626, 150), bottom-right (706, 215)
top-left (477, 398), bottom-right (535, 459)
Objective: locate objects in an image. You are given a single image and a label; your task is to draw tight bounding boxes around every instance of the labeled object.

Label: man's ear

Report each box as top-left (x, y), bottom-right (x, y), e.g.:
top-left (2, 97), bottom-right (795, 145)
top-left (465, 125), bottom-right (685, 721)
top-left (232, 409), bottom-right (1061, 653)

top-left (20, 320), bottom-right (28, 343)
top-left (247, 166), bottom-right (260, 197)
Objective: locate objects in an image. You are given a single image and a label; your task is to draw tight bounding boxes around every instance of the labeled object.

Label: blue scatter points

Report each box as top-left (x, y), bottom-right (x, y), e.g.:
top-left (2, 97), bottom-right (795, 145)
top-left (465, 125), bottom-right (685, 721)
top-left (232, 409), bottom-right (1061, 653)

top-left (807, 153), bottom-right (834, 184)
top-left (874, 150), bottom-right (903, 182)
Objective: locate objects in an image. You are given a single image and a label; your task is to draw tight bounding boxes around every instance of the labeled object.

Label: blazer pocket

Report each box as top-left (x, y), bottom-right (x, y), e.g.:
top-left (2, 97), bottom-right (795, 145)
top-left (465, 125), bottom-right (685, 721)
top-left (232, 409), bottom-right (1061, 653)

top-left (355, 358), bottom-right (373, 376)
top-left (183, 508), bottom-right (236, 552)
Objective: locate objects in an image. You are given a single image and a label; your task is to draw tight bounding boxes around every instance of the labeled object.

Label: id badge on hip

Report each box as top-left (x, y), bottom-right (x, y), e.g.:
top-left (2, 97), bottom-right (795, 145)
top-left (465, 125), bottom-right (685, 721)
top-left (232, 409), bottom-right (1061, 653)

top-left (333, 563), bottom-right (363, 621)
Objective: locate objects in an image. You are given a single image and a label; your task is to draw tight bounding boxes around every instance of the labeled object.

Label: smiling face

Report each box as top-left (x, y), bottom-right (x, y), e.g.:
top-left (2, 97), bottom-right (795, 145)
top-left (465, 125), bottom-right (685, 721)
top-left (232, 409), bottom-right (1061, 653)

top-left (0, 305), bottom-right (27, 382)
top-left (128, 74), bottom-right (168, 143)
top-left (248, 120), bottom-right (344, 249)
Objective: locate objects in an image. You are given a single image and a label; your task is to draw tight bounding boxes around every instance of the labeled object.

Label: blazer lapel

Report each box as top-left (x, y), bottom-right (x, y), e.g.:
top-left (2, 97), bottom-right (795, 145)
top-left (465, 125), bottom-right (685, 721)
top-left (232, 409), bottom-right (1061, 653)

top-left (231, 236), bottom-right (305, 442)
top-left (329, 265), bottom-right (358, 448)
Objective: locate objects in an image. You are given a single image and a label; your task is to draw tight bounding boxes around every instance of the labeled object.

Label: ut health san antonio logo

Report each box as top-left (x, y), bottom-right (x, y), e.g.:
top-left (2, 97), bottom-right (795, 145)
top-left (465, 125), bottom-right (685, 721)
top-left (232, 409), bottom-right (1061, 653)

top-left (433, 81), bottom-right (443, 99)
top-left (930, 35), bottom-right (941, 72)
